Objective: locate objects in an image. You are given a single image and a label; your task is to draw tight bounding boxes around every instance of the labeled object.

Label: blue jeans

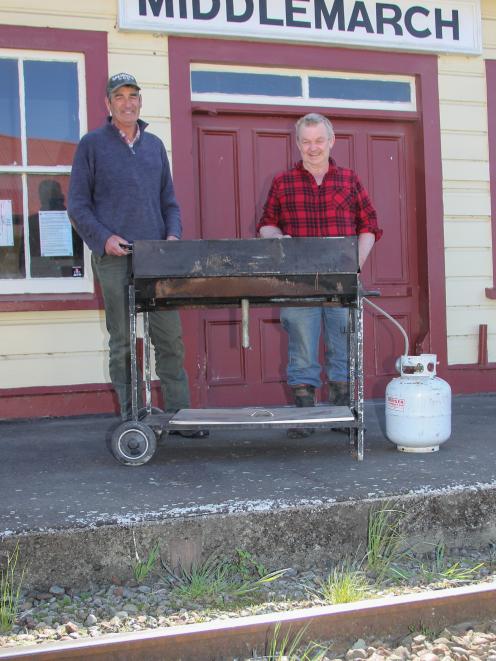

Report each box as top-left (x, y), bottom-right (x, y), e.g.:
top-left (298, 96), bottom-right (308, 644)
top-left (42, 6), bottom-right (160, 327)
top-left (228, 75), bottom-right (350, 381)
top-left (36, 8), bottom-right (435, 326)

top-left (280, 306), bottom-right (349, 388)
top-left (92, 253), bottom-right (190, 418)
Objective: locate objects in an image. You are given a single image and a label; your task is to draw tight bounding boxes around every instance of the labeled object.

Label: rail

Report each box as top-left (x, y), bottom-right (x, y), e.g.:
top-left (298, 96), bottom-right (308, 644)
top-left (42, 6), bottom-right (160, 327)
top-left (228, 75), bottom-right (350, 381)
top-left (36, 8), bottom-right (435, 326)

top-left (2, 582), bottom-right (495, 660)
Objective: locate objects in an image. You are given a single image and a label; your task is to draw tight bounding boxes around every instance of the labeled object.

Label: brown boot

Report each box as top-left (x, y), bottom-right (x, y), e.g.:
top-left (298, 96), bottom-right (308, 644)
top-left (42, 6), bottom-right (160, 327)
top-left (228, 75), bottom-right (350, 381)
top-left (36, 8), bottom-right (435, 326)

top-left (288, 385), bottom-right (315, 439)
top-left (329, 381), bottom-right (350, 406)
top-left (292, 384), bottom-right (316, 407)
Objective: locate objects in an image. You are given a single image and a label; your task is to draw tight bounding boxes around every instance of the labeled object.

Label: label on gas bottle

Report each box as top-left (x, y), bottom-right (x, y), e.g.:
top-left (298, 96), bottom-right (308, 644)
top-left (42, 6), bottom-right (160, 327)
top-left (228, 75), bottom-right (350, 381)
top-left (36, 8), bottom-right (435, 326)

top-left (387, 396), bottom-right (405, 412)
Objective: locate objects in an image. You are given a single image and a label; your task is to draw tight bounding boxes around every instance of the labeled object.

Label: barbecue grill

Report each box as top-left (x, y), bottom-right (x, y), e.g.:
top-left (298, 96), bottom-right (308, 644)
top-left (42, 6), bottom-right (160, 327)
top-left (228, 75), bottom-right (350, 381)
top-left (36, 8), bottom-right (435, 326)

top-left (109, 237), bottom-right (368, 465)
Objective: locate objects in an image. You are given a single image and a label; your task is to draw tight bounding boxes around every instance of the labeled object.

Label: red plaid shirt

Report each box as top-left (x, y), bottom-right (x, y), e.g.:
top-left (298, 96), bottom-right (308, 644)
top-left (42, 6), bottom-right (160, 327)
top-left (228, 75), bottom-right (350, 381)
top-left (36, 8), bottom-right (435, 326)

top-left (257, 158), bottom-right (382, 241)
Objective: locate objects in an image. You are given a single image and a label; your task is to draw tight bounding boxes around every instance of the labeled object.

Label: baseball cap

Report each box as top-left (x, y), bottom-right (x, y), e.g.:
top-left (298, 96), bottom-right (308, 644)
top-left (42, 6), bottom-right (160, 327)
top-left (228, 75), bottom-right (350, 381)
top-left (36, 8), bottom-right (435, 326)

top-left (106, 72), bottom-right (141, 95)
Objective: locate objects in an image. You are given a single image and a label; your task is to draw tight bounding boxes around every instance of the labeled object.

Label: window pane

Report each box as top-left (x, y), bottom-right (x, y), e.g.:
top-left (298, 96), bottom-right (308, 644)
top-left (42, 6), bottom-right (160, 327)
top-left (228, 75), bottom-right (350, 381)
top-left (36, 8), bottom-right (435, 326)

top-left (0, 174), bottom-right (25, 279)
top-left (24, 61), bottom-right (80, 166)
top-left (0, 59), bottom-right (21, 166)
top-left (309, 77), bottom-right (411, 102)
top-left (191, 71), bottom-right (302, 97)
top-left (27, 175), bottom-right (84, 278)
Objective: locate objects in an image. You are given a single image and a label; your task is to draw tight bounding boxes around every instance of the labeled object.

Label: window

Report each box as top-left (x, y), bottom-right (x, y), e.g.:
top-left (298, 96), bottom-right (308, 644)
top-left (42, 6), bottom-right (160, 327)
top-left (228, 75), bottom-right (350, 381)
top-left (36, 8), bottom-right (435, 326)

top-left (190, 64), bottom-right (416, 112)
top-left (0, 52), bottom-right (90, 294)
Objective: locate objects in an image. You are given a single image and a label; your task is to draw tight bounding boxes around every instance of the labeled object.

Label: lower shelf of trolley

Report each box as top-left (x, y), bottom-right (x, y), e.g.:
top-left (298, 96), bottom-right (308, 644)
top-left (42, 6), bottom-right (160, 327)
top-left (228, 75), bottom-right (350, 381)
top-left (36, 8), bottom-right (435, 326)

top-left (138, 405), bottom-right (359, 431)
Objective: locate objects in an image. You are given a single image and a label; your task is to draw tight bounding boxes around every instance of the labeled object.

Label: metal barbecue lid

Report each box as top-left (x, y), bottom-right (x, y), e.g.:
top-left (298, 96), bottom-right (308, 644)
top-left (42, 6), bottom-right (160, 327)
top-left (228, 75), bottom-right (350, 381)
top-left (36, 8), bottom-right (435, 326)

top-left (132, 237), bottom-right (358, 279)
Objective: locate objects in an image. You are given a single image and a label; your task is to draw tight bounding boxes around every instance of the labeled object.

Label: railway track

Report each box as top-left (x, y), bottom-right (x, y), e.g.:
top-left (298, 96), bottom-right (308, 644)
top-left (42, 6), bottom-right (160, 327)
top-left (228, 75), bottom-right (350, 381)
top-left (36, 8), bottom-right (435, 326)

top-left (1, 582), bottom-right (495, 660)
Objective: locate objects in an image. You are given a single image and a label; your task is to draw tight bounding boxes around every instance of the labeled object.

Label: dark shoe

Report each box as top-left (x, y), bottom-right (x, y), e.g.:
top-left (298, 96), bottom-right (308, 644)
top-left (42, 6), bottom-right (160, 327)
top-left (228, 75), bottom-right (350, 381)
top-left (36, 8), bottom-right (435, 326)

top-left (288, 384), bottom-right (315, 438)
top-left (292, 384), bottom-right (316, 407)
top-left (169, 429), bottom-right (209, 438)
top-left (328, 381), bottom-right (350, 406)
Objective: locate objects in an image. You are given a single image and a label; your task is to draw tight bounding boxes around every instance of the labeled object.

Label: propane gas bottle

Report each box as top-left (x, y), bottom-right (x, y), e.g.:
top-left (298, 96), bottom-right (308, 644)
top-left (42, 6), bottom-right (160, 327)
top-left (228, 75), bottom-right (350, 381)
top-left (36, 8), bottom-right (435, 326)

top-left (385, 354), bottom-right (451, 452)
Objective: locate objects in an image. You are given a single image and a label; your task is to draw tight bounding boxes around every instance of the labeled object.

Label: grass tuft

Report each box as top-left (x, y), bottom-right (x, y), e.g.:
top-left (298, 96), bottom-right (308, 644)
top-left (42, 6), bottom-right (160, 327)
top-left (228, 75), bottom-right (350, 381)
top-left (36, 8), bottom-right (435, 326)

top-left (418, 541), bottom-right (484, 585)
top-left (162, 552), bottom-right (286, 606)
top-left (366, 502), bottom-right (406, 581)
top-left (408, 620), bottom-right (439, 638)
top-left (132, 535), bottom-right (160, 583)
top-left (261, 622), bottom-right (330, 660)
top-left (313, 562), bottom-right (370, 604)
top-left (0, 542), bottom-right (25, 633)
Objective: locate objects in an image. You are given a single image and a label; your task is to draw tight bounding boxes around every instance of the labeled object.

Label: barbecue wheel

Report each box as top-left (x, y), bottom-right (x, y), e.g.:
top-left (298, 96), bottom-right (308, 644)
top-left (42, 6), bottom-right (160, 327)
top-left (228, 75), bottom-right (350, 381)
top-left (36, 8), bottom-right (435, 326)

top-left (110, 421), bottom-right (157, 466)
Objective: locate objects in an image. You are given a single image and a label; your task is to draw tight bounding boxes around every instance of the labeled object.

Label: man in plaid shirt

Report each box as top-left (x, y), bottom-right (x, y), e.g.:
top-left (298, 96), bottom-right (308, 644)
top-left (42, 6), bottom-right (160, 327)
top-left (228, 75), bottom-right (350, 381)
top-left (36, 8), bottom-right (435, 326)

top-left (257, 113), bottom-right (382, 438)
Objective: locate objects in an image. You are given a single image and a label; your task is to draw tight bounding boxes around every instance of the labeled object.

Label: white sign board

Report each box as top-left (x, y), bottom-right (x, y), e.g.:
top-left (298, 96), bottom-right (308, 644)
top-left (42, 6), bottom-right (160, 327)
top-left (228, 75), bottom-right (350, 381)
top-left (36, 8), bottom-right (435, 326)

top-left (39, 211), bottom-right (73, 257)
top-left (119, 0), bottom-right (482, 55)
top-left (0, 200), bottom-right (14, 247)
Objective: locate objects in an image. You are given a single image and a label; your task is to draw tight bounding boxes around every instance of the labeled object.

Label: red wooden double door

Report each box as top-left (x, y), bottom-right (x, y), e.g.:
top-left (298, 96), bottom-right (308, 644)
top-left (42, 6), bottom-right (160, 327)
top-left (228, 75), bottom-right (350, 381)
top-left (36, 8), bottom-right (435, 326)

top-left (184, 111), bottom-right (422, 405)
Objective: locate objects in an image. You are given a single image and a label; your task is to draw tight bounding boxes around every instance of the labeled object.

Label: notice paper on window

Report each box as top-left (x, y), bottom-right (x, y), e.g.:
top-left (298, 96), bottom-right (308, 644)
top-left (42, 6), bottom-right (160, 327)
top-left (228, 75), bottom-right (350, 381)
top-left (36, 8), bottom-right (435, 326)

top-left (0, 199), bottom-right (14, 247)
top-left (39, 210), bottom-right (73, 257)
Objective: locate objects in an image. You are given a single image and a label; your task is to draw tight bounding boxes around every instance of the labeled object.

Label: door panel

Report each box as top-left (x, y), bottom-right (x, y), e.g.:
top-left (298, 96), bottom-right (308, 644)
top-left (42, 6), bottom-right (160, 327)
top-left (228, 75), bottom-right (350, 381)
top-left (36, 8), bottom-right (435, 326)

top-left (191, 111), bottom-right (421, 404)
top-left (196, 128), bottom-right (241, 238)
top-left (205, 317), bottom-right (246, 385)
top-left (253, 130), bottom-right (294, 222)
top-left (359, 124), bottom-right (419, 396)
top-left (332, 133), bottom-right (356, 171)
top-left (373, 312), bottom-right (411, 377)
top-left (368, 134), bottom-right (410, 286)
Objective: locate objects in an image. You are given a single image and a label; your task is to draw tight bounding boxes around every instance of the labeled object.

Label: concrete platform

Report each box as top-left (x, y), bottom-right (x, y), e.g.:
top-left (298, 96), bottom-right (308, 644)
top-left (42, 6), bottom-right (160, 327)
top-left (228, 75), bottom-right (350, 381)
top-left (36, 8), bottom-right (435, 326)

top-left (1, 394), bottom-right (495, 589)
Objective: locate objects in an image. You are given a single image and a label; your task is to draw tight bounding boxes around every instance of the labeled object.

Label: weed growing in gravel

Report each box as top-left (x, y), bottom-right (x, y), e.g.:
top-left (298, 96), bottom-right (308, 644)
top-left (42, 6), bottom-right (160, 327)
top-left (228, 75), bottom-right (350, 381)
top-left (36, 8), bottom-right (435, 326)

top-left (366, 502), bottom-right (406, 581)
top-left (0, 543), bottom-right (25, 633)
top-left (236, 548), bottom-right (269, 579)
top-left (132, 536), bottom-right (160, 583)
top-left (258, 622), bottom-right (330, 660)
top-left (161, 553), bottom-right (286, 606)
top-left (487, 541), bottom-right (496, 568)
top-left (417, 542), bottom-right (484, 585)
top-left (312, 561), bottom-right (370, 605)
top-left (408, 620), bottom-right (439, 638)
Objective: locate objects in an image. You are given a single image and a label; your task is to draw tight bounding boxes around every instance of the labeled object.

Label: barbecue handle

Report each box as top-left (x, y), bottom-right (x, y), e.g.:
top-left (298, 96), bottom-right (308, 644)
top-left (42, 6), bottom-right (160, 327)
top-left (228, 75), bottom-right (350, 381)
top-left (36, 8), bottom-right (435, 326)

top-left (241, 299), bottom-right (250, 349)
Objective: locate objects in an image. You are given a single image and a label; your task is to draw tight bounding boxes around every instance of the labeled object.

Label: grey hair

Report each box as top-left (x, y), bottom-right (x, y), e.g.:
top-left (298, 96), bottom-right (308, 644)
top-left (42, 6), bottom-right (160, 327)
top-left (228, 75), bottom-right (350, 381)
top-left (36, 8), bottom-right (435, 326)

top-left (295, 113), bottom-right (334, 142)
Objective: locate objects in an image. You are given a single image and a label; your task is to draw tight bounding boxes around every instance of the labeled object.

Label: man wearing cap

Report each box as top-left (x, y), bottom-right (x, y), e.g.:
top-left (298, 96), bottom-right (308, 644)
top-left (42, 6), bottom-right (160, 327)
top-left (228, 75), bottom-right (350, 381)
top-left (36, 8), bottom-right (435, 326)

top-left (68, 73), bottom-right (198, 426)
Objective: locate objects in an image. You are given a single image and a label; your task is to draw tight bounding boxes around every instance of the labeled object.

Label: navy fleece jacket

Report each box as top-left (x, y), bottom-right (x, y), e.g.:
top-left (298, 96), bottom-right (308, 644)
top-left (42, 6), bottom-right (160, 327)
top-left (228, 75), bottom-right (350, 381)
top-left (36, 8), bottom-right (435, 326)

top-left (68, 118), bottom-right (181, 255)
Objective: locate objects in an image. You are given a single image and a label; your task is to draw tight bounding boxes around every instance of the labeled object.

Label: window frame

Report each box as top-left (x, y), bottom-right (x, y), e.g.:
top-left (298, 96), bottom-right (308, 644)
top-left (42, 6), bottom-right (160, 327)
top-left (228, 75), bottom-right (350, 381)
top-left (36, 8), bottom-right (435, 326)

top-left (190, 63), bottom-right (417, 112)
top-left (0, 51), bottom-right (89, 294)
top-left (0, 25), bottom-right (107, 311)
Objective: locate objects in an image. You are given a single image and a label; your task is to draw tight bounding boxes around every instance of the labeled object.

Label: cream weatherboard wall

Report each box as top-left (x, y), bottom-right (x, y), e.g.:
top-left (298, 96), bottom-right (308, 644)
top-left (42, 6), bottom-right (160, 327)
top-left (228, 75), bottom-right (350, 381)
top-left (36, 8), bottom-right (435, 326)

top-left (0, 0), bottom-right (495, 398)
top-left (441, 0), bottom-right (496, 364)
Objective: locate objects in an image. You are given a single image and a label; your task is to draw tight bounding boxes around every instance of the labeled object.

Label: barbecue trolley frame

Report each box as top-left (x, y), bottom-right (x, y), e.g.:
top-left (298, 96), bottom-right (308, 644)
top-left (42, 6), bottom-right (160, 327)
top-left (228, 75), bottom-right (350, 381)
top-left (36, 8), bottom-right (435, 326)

top-left (109, 237), bottom-right (368, 465)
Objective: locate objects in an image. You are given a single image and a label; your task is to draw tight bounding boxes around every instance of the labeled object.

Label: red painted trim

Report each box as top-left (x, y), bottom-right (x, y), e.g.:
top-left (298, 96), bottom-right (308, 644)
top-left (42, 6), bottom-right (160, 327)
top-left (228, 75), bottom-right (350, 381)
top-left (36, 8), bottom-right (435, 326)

top-left (415, 61), bottom-right (447, 373)
top-left (169, 36), bottom-right (448, 376)
top-left (446, 366), bottom-right (496, 394)
top-left (0, 382), bottom-right (163, 420)
top-left (0, 25), bottom-right (108, 131)
top-left (0, 292), bottom-right (103, 312)
top-left (0, 24), bottom-right (108, 313)
top-left (1, 366), bottom-right (492, 421)
top-left (192, 102), bottom-right (420, 122)
top-left (486, 61), bottom-right (496, 300)
top-left (0, 384), bottom-right (117, 420)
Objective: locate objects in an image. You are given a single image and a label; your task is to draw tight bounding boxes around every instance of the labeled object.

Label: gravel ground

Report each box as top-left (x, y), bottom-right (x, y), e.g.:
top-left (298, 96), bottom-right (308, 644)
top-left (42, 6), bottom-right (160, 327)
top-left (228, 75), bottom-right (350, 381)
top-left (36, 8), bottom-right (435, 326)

top-left (247, 622), bottom-right (496, 661)
top-left (1, 546), bottom-right (496, 659)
